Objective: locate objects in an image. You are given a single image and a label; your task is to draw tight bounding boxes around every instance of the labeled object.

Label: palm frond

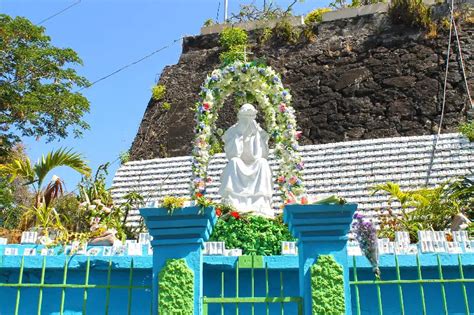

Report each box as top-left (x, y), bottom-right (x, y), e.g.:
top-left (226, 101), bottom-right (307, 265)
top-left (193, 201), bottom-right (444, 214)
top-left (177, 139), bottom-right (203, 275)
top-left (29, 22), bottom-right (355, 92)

top-left (0, 156), bottom-right (35, 184)
top-left (34, 148), bottom-right (91, 189)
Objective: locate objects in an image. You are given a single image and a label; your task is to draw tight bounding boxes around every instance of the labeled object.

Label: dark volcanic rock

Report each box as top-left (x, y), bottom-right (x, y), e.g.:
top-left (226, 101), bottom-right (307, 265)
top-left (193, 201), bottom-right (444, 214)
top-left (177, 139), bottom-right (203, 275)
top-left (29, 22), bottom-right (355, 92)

top-left (129, 13), bottom-right (473, 160)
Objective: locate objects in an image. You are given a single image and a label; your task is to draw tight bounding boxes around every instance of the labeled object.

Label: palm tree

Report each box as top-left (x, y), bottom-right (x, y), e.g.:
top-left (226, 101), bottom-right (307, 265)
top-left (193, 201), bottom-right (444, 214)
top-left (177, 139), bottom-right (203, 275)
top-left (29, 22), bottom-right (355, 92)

top-left (0, 148), bottom-right (91, 208)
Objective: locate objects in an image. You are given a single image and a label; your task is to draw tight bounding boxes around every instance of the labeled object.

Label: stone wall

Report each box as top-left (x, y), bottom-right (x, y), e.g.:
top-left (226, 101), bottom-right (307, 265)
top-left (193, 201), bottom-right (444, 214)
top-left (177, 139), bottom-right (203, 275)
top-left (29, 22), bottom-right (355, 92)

top-left (130, 13), bottom-right (473, 160)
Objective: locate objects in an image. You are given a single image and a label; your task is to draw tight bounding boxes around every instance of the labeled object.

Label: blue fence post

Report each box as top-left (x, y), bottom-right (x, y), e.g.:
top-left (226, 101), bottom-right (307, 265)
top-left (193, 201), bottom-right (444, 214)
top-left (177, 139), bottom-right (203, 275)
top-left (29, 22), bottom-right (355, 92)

top-left (140, 206), bottom-right (217, 315)
top-left (284, 203), bottom-right (357, 315)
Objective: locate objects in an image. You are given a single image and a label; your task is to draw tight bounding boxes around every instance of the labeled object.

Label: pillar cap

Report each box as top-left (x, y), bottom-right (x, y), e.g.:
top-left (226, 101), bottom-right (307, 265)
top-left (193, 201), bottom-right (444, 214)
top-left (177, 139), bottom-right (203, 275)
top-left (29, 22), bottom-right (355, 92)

top-left (283, 203), bottom-right (357, 241)
top-left (140, 206), bottom-right (217, 246)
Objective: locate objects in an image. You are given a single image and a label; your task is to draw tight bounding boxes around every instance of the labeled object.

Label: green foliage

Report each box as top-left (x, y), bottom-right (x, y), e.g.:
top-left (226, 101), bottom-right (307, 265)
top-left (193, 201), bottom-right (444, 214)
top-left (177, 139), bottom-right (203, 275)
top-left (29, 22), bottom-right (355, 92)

top-left (304, 8), bottom-right (332, 24)
top-left (158, 259), bottom-right (194, 314)
top-left (162, 102), bottom-right (171, 111)
top-left (220, 27), bottom-right (248, 49)
top-left (0, 147), bottom-right (90, 212)
top-left (53, 194), bottom-right (88, 233)
top-left (119, 150), bottom-right (130, 165)
top-left (330, 0), bottom-right (384, 9)
top-left (373, 178), bottom-right (474, 242)
top-left (0, 146), bottom-right (33, 229)
top-left (162, 195), bottom-right (186, 214)
top-left (219, 27), bottom-right (248, 64)
top-left (209, 135), bottom-right (223, 155)
top-left (0, 179), bottom-right (21, 229)
top-left (257, 27), bottom-right (273, 45)
top-left (151, 84), bottom-right (166, 101)
top-left (459, 120), bottom-right (474, 141)
top-left (209, 215), bottom-right (294, 255)
top-left (78, 163), bottom-right (145, 240)
top-left (273, 19), bottom-right (301, 44)
top-left (203, 18), bottom-right (215, 27)
top-left (311, 255), bottom-right (345, 314)
top-left (0, 14), bottom-right (90, 156)
top-left (389, 0), bottom-right (432, 29)
top-left (228, 0), bottom-right (303, 23)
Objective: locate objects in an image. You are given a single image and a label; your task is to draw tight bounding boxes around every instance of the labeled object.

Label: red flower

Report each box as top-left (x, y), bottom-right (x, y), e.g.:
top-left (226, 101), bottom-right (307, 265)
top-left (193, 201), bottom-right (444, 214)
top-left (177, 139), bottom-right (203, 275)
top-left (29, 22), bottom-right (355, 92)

top-left (195, 192), bottom-right (203, 198)
top-left (203, 102), bottom-right (212, 111)
top-left (230, 211), bottom-right (240, 219)
top-left (216, 208), bottom-right (222, 217)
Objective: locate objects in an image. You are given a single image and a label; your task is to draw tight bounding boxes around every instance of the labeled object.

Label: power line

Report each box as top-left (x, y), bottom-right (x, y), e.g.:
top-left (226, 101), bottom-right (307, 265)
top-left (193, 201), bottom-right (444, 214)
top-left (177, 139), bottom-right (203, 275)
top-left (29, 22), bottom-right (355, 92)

top-left (37, 0), bottom-right (81, 25)
top-left (78, 37), bottom-right (183, 92)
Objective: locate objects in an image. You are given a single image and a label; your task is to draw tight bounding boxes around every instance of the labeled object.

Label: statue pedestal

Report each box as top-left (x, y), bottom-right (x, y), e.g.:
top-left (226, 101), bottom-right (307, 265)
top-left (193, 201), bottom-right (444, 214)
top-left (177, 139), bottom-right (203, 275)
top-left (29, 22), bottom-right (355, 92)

top-left (140, 206), bottom-right (217, 315)
top-left (284, 203), bottom-right (357, 315)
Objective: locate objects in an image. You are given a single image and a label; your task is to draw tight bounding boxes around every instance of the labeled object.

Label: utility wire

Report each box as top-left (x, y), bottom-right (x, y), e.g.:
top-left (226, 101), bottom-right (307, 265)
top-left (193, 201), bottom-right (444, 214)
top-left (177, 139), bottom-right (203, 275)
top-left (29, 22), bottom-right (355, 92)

top-left (37, 0), bottom-right (81, 25)
top-left (424, 0), bottom-right (454, 186)
top-left (78, 37), bottom-right (183, 92)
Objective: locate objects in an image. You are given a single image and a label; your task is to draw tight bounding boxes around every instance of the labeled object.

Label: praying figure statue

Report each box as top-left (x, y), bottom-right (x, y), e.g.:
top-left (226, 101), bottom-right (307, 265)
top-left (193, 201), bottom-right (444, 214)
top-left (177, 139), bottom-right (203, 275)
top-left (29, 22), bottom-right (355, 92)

top-left (219, 104), bottom-right (274, 217)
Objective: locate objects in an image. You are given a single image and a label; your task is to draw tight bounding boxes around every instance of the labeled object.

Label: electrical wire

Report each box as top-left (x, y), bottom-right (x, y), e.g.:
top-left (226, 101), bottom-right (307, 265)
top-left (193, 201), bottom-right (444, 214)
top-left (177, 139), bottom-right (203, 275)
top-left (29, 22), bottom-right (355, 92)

top-left (77, 37), bottom-right (183, 92)
top-left (37, 0), bottom-right (81, 25)
top-left (424, 0), bottom-right (455, 186)
top-left (452, 18), bottom-right (473, 109)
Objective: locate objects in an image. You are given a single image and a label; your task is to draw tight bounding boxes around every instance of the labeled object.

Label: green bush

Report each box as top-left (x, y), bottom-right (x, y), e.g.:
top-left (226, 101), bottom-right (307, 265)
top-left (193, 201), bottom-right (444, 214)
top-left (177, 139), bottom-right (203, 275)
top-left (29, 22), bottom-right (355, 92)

top-left (152, 84), bottom-right (166, 101)
top-left (209, 215), bottom-right (294, 255)
top-left (219, 27), bottom-right (248, 50)
top-left (373, 179), bottom-right (474, 242)
top-left (257, 27), bottom-right (273, 45)
top-left (389, 0), bottom-right (432, 29)
top-left (459, 120), bottom-right (474, 141)
top-left (219, 27), bottom-right (248, 63)
top-left (273, 19), bottom-right (301, 44)
top-left (162, 102), bottom-right (171, 111)
top-left (304, 8), bottom-right (332, 25)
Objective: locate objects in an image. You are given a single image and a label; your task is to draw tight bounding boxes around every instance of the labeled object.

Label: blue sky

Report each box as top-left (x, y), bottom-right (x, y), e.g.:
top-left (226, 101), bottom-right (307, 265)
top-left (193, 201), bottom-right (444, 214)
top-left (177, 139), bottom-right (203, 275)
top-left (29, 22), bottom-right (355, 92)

top-left (1, 0), bottom-right (329, 192)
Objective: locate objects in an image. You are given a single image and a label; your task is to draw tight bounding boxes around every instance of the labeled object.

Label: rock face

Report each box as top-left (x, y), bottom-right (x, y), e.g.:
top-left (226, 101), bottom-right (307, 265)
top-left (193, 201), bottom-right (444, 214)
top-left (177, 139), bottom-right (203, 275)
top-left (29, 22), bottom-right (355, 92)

top-left (130, 13), bottom-right (473, 160)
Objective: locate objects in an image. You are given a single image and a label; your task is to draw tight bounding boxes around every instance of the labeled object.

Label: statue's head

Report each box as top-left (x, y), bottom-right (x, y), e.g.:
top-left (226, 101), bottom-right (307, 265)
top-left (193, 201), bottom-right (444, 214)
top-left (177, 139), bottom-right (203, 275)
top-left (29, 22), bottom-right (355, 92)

top-left (238, 104), bottom-right (257, 121)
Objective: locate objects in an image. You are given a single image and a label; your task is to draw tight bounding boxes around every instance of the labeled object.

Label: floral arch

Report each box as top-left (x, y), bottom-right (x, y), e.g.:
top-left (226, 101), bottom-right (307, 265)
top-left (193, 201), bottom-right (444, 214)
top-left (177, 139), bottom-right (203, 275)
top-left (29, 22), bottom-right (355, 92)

top-left (191, 61), bottom-right (305, 202)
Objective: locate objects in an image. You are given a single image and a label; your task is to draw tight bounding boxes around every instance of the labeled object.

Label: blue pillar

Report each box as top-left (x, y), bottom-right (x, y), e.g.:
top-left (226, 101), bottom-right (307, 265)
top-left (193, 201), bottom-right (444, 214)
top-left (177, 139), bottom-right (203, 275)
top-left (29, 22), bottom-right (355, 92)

top-left (284, 203), bottom-right (357, 315)
top-left (140, 206), bottom-right (217, 315)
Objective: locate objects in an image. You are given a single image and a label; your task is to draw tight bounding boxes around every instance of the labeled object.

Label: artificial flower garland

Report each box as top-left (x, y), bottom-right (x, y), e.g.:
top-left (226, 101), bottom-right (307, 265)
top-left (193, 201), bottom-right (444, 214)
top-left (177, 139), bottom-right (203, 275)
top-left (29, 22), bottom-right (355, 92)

top-left (191, 60), bottom-right (305, 201)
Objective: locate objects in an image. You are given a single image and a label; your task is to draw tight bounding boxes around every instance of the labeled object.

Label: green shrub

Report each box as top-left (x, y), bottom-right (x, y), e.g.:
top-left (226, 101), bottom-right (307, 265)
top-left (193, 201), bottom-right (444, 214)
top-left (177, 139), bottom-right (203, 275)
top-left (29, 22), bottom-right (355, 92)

top-left (219, 45), bottom-right (247, 64)
top-left (257, 27), bottom-right (273, 45)
top-left (389, 0), bottom-right (432, 29)
top-left (219, 27), bottom-right (248, 50)
top-left (162, 102), bottom-right (171, 111)
top-left (152, 84), bottom-right (166, 101)
top-left (373, 179), bottom-right (474, 242)
top-left (203, 18), bottom-right (215, 27)
top-left (219, 27), bottom-right (248, 63)
top-left (273, 19), bottom-right (301, 44)
top-left (119, 150), bottom-right (130, 165)
top-left (209, 215), bottom-right (294, 255)
top-left (304, 8), bottom-right (332, 25)
top-left (459, 120), bottom-right (474, 141)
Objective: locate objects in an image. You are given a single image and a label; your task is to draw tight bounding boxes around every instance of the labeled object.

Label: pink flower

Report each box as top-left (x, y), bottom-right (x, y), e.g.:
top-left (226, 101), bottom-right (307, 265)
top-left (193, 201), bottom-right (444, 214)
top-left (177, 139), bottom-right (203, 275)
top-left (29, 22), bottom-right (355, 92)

top-left (278, 103), bottom-right (287, 113)
top-left (289, 176), bottom-right (298, 185)
top-left (296, 131), bottom-right (302, 140)
top-left (277, 176), bottom-right (286, 183)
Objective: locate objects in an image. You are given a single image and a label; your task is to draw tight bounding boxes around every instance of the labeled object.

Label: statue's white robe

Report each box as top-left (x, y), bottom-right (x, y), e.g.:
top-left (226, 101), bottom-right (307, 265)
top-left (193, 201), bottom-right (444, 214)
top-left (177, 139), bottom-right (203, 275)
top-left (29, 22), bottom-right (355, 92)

top-left (218, 121), bottom-right (273, 217)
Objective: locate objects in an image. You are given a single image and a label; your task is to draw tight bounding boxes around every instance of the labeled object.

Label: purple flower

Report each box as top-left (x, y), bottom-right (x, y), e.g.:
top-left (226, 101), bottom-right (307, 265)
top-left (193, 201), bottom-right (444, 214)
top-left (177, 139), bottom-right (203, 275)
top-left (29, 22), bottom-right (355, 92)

top-left (228, 66), bottom-right (235, 72)
top-left (210, 75), bottom-right (219, 82)
top-left (352, 213), bottom-right (380, 278)
top-left (272, 76), bottom-right (280, 83)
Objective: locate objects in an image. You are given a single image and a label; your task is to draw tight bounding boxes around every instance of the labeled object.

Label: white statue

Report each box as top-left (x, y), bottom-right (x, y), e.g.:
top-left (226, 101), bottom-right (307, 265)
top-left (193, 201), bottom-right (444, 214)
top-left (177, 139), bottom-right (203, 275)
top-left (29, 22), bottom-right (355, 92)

top-left (219, 104), bottom-right (274, 217)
